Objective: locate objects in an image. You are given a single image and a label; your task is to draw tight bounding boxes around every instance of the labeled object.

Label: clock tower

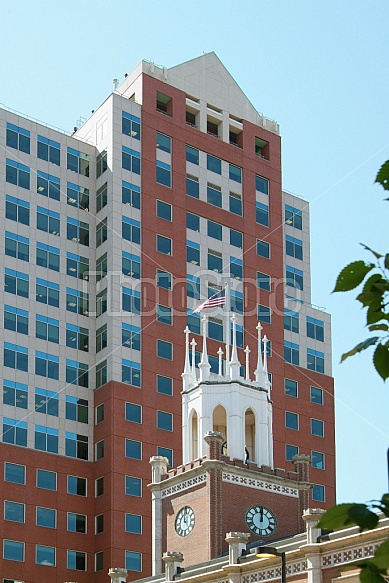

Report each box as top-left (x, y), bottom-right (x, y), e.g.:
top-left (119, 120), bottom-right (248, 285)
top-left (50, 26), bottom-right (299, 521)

top-left (149, 317), bottom-right (312, 575)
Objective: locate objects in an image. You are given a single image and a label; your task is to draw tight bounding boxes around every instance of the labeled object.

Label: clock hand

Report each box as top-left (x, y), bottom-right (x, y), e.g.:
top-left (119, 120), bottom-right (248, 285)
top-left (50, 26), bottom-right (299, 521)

top-left (260, 506), bottom-right (264, 521)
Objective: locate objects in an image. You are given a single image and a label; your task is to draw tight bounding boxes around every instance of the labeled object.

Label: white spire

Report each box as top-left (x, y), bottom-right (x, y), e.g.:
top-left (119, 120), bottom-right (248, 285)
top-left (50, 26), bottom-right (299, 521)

top-left (254, 322), bottom-right (267, 386)
top-left (182, 326), bottom-right (192, 390)
top-left (217, 347), bottom-right (223, 376)
top-left (190, 337), bottom-right (197, 381)
top-left (198, 315), bottom-right (211, 381)
top-left (244, 346), bottom-right (250, 381)
top-left (263, 334), bottom-right (269, 379)
top-left (229, 313), bottom-right (241, 380)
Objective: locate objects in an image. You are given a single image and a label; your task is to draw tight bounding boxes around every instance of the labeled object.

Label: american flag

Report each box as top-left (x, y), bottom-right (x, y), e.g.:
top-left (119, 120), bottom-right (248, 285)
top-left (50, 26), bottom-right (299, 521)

top-left (194, 288), bottom-right (226, 312)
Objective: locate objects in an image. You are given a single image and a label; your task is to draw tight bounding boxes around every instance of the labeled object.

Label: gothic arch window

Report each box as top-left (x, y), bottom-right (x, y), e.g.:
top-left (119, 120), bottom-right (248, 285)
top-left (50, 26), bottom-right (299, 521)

top-left (190, 409), bottom-right (199, 460)
top-left (213, 405), bottom-right (227, 453)
top-left (245, 407), bottom-right (256, 463)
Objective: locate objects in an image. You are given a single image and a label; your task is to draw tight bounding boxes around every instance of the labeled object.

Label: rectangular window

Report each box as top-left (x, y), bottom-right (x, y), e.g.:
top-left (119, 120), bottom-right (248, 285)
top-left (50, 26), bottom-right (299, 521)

top-left (311, 418), bottom-right (324, 437)
top-left (207, 220), bottom-right (222, 240)
top-left (125, 550), bottom-right (142, 572)
top-left (3, 418), bottom-right (27, 446)
top-left (67, 218), bottom-right (89, 246)
top-left (3, 540), bottom-right (25, 562)
top-left (286, 235), bottom-right (303, 260)
top-left (96, 440), bottom-right (104, 460)
top-left (284, 341), bottom-right (299, 365)
top-left (122, 324), bottom-right (141, 350)
top-left (256, 239), bottom-right (270, 259)
top-left (285, 204), bottom-right (302, 229)
top-left (95, 513), bottom-right (104, 534)
top-left (5, 231), bottom-right (29, 262)
top-left (36, 545), bottom-right (56, 567)
top-left (67, 182), bottom-right (89, 210)
top-left (126, 402), bottom-right (142, 423)
top-left (66, 323), bottom-right (89, 352)
top-left (157, 446), bottom-right (173, 467)
top-left (229, 163), bottom-right (241, 183)
top-left (96, 403), bottom-right (105, 424)
top-left (286, 444), bottom-right (299, 461)
top-left (67, 252), bottom-right (89, 280)
top-left (97, 182), bottom-right (108, 212)
top-left (257, 271), bottom-right (270, 291)
top-left (67, 147), bottom-right (90, 176)
top-left (5, 268), bottom-right (29, 298)
top-left (122, 252), bottom-right (141, 279)
top-left (4, 305), bottom-right (28, 335)
top-left (66, 360), bottom-right (89, 387)
top-left (187, 240), bottom-right (200, 265)
top-left (157, 234), bottom-right (172, 255)
top-left (256, 202), bottom-right (269, 226)
top-left (256, 175), bottom-right (269, 195)
top-left (207, 183), bottom-right (222, 207)
top-left (66, 287), bottom-right (89, 316)
top-left (186, 145), bottom-right (199, 165)
top-left (35, 351), bottom-right (59, 379)
top-left (312, 451), bottom-right (325, 469)
top-left (156, 132), bottom-right (171, 153)
top-left (4, 501), bottom-right (25, 523)
top-left (207, 154), bottom-right (221, 174)
top-left (187, 311), bottom-right (200, 334)
top-left (125, 439), bottom-right (142, 460)
top-left (122, 111), bottom-right (140, 138)
top-left (285, 411), bottom-right (299, 430)
top-left (67, 550), bottom-right (87, 571)
top-left (229, 191), bottom-right (242, 215)
top-left (34, 425), bottom-right (59, 453)
top-left (96, 360), bottom-right (108, 388)
top-left (6, 159), bottom-right (30, 189)
top-left (258, 304), bottom-right (271, 324)
top-left (307, 349), bottom-right (324, 373)
top-left (157, 199), bottom-right (172, 221)
top-left (157, 375), bottom-right (173, 396)
top-left (208, 249), bottom-right (223, 273)
top-left (38, 135), bottom-right (60, 165)
top-left (286, 265), bottom-right (304, 290)
top-left (187, 274), bottom-right (200, 299)
top-left (186, 174), bottom-right (199, 198)
top-left (96, 252), bottom-right (107, 282)
top-left (156, 269), bottom-right (172, 290)
top-left (68, 476), bottom-right (87, 496)
top-left (186, 212), bottom-right (200, 232)
top-left (36, 314), bottom-right (59, 343)
top-left (35, 388), bottom-right (59, 416)
top-left (122, 287), bottom-right (141, 314)
top-left (307, 317), bottom-right (324, 341)
top-left (95, 551), bottom-right (104, 571)
top-left (125, 513), bottom-right (142, 534)
top-left (231, 290), bottom-right (243, 315)
top-left (37, 469), bottom-right (57, 490)
top-left (37, 171), bottom-right (60, 201)
top-left (6, 195), bottom-right (30, 225)
top-left (284, 309), bottom-right (299, 333)
top-left (96, 217), bottom-right (108, 247)
top-left (36, 507), bottom-right (56, 528)
top-left (122, 180), bottom-right (140, 209)
top-left (157, 410), bottom-right (173, 431)
top-left (3, 380), bottom-right (28, 409)
top-left (310, 386), bottom-right (323, 405)
top-left (4, 462), bottom-right (25, 484)
top-left (36, 278), bottom-right (59, 308)
top-left (230, 228), bottom-right (243, 248)
top-left (230, 257), bottom-right (243, 280)
top-left (96, 324), bottom-right (108, 353)
top-left (122, 216), bottom-right (141, 244)
top-left (96, 149), bottom-right (107, 177)
top-left (156, 160), bottom-right (171, 187)
top-left (36, 242), bottom-right (60, 271)
top-left (4, 342), bottom-right (28, 372)
top-left (65, 432), bottom-right (88, 460)
top-left (122, 360), bottom-right (141, 387)
top-left (157, 305), bottom-right (172, 325)
top-left (285, 379), bottom-right (298, 397)
top-left (6, 122), bottom-right (30, 153)
top-left (125, 476), bottom-right (142, 496)
top-left (312, 485), bottom-right (325, 502)
top-left (122, 146), bottom-right (141, 174)
top-left (157, 339), bottom-right (172, 360)
top-left (208, 318), bottom-right (223, 342)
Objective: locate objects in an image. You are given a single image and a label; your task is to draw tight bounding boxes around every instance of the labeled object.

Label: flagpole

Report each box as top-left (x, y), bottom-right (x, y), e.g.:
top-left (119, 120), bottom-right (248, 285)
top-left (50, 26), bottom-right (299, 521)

top-left (225, 282), bottom-right (230, 377)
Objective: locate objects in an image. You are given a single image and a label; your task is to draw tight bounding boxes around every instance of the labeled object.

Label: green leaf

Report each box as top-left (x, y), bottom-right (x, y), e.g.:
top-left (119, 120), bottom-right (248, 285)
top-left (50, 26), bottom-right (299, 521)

top-left (348, 504), bottom-right (379, 530)
top-left (385, 254), bottom-right (389, 270)
top-left (333, 261), bottom-right (374, 293)
top-left (371, 539), bottom-right (389, 570)
top-left (366, 306), bottom-right (386, 326)
top-left (361, 244), bottom-right (383, 259)
top-left (317, 503), bottom-right (359, 529)
top-left (373, 343), bottom-right (389, 381)
top-left (380, 493), bottom-right (389, 517)
top-left (360, 564), bottom-right (387, 583)
top-left (368, 323), bottom-right (389, 332)
top-left (340, 337), bottom-right (379, 362)
top-left (376, 160), bottom-right (389, 191)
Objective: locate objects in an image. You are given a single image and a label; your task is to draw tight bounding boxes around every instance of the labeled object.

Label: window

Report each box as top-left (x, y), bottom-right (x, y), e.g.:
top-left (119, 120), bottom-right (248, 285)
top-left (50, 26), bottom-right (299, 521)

top-left (187, 274), bottom-right (200, 299)
top-left (186, 145), bottom-right (199, 165)
top-left (208, 318), bottom-right (223, 341)
top-left (36, 278), bottom-right (59, 307)
top-left (38, 135), bottom-right (60, 165)
top-left (37, 171), bottom-right (60, 201)
top-left (36, 545), bottom-right (55, 567)
top-left (35, 425), bottom-right (58, 453)
top-left (122, 216), bottom-right (141, 244)
top-left (284, 341), bottom-right (299, 365)
top-left (122, 251), bottom-right (141, 279)
top-left (35, 388), bottom-right (59, 416)
top-left (67, 218), bottom-right (89, 246)
top-left (96, 440), bottom-right (104, 460)
top-left (7, 161), bottom-right (30, 193)
top-left (95, 218), bottom-right (108, 248)
top-left (286, 235), bottom-right (303, 260)
top-left (36, 507), bottom-right (56, 528)
top-left (4, 305), bottom-right (28, 334)
top-left (67, 182), bottom-right (89, 210)
top-left (66, 396), bottom-right (88, 423)
top-left (230, 323), bottom-right (244, 349)
top-left (285, 379), bottom-right (298, 397)
top-left (208, 249), bottom-right (223, 273)
top-left (286, 265), bottom-right (303, 290)
top-left (284, 309), bottom-right (299, 333)
top-left (310, 386), bottom-right (323, 405)
top-left (186, 174), bottom-right (199, 198)
top-left (6, 195), bottom-right (30, 225)
top-left (67, 550), bottom-right (87, 571)
top-left (157, 200), bottom-right (172, 221)
top-left (312, 485), bottom-right (325, 502)
top-left (3, 418), bottom-right (27, 446)
top-left (122, 359), bottom-right (141, 386)
top-left (122, 111), bottom-right (140, 138)
top-left (256, 175), bottom-right (269, 195)
top-left (67, 252), bottom-right (89, 280)
top-left (37, 469), bottom-right (57, 490)
top-left (125, 550), bottom-right (142, 572)
top-left (257, 304), bottom-right (270, 324)
top-left (65, 432), bottom-right (88, 460)
top-left (312, 451), bottom-right (325, 469)
top-left (96, 149), bottom-right (107, 177)
top-left (285, 204), bottom-right (302, 229)
top-left (5, 231), bottom-right (29, 261)
top-left (157, 234), bottom-right (172, 255)
top-left (256, 202), bottom-right (269, 227)
top-left (207, 154), bottom-right (221, 174)
top-left (256, 239), bottom-right (270, 259)
top-left (125, 513), bottom-right (142, 534)
top-left (4, 501), bottom-right (25, 523)
top-left (157, 305), bottom-right (172, 325)
top-left (35, 351), bottom-right (59, 379)
top-left (229, 163), bottom-right (241, 183)
top-left (95, 477), bottom-right (104, 497)
top-left (157, 410), bottom-right (173, 431)
top-left (66, 360), bottom-right (88, 387)
top-left (96, 403), bottom-right (105, 424)
top-left (207, 183), bottom-right (222, 207)
top-left (95, 551), bottom-right (104, 572)
top-left (36, 242), bottom-right (60, 271)
top-left (157, 446), bottom-right (173, 467)
top-left (122, 146), bottom-right (141, 174)
top-left (5, 268), bottom-right (29, 298)
top-left (307, 349), bottom-right (324, 373)
top-left (156, 160), bottom-right (171, 187)
top-left (186, 212), bottom-right (200, 232)
top-left (156, 269), bottom-right (172, 290)
top-left (126, 476), bottom-right (142, 496)
top-left (122, 323), bottom-right (141, 349)
top-left (229, 191), bottom-right (242, 215)
top-left (122, 287), bottom-right (141, 314)
top-left (207, 220), bottom-right (222, 240)
top-left (3, 380), bottom-right (28, 409)
top-left (125, 402), bottom-right (142, 425)
top-left (68, 476), bottom-right (87, 496)
top-left (157, 375), bottom-right (173, 396)
top-left (187, 311), bottom-right (200, 334)
top-left (311, 419), bottom-right (324, 437)
top-left (231, 290), bottom-right (243, 314)
top-left (126, 439), bottom-right (142, 460)
top-left (257, 271), bottom-right (270, 292)
top-left (66, 287), bottom-right (89, 315)
top-left (4, 462), bottom-right (25, 484)
top-left (66, 324), bottom-right (89, 351)
top-left (285, 411), bottom-right (299, 430)
top-left (95, 252), bottom-right (107, 282)
top-left (36, 315), bottom-right (59, 343)
top-left (97, 182), bottom-right (108, 212)
top-left (96, 324), bottom-right (107, 353)
top-left (286, 444), bottom-right (299, 461)
top-left (307, 317), bottom-right (324, 341)
top-left (157, 339), bottom-right (172, 360)
top-left (4, 343), bottom-right (28, 372)
top-left (6, 122), bottom-right (30, 153)
top-left (95, 514), bottom-right (104, 534)
top-left (230, 257), bottom-right (243, 280)
top-left (156, 91), bottom-right (172, 115)
top-left (67, 147), bottom-right (90, 176)
top-left (156, 132), bottom-right (171, 153)
top-left (187, 240), bottom-right (200, 265)
top-left (230, 228), bottom-right (243, 248)
top-left (122, 180), bottom-right (140, 208)
top-left (3, 540), bottom-right (24, 562)
top-left (96, 360), bottom-right (108, 388)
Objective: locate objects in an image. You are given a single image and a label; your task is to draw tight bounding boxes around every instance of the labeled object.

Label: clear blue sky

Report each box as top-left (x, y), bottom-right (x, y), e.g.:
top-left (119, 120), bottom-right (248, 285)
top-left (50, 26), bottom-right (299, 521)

top-left (1, 0), bottom-right (388, 503)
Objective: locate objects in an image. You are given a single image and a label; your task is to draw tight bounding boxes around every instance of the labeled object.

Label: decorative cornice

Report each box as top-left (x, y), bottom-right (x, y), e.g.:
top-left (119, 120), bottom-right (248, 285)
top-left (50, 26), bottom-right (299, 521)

top-left (161, 473), bottom-right (207, 498)
top-left (222, 471), bottom-right (299, 498)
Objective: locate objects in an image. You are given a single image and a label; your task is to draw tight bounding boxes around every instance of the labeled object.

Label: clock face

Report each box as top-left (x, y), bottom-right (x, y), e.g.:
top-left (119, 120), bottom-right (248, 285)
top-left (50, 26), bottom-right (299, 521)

top-left (245, 505), bottom-right (276, 536)
top-left (175, 506), bottom-right (195, 537)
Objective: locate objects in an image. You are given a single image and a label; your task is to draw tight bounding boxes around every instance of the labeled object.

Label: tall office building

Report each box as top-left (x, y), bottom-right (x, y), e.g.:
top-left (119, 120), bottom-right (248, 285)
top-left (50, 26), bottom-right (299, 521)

top-left (0, 53), bottom-right (334, 582)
